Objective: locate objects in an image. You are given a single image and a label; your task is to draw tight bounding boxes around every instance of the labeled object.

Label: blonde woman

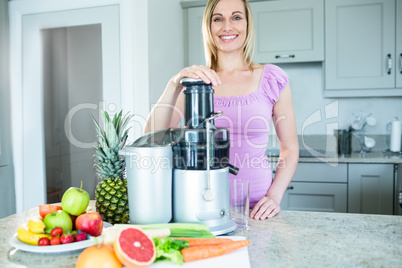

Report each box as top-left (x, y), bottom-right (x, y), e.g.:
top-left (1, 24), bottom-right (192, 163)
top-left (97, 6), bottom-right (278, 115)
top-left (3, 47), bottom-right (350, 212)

top-left (145, 0), bottom-right (299, 220)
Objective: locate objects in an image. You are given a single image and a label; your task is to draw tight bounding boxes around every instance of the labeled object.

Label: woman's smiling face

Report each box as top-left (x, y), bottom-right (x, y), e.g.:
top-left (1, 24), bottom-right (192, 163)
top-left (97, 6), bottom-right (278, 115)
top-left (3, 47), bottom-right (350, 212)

top-left (211, 0), bottom-right (248, 53)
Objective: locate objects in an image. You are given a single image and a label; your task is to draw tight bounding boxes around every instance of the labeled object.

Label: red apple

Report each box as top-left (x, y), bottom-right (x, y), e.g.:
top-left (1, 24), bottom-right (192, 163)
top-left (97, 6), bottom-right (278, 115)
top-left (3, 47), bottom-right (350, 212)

top-left (75, 212), bottom-right (103, 237)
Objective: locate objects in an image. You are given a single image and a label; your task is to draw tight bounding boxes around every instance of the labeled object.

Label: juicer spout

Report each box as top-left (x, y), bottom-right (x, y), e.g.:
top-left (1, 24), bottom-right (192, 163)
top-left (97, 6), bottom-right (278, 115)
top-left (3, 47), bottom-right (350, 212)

top-left (228, 164), bottom-right (239, 175)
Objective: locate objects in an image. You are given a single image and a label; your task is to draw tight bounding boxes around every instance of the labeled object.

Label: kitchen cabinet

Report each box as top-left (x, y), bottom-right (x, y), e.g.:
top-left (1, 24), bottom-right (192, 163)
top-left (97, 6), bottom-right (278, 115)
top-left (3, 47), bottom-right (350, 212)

top-left (397, 0), bottom-right (402, 88)
top-left (250, 0), bottom-right (324, 64)
top-left (325, 0), bottom-right (402, 97)
top-left (281, 163), bottom-right (348, 212)
top-left (183, 0), bottom-right (324, 66)
top-left (348, 164), bottom-right (394, 215)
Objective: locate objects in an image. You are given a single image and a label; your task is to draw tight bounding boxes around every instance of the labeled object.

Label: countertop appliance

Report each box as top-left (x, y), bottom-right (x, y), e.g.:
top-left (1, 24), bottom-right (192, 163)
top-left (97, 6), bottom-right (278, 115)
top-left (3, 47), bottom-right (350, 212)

top-left (121, 78), bottom-right (239, 235)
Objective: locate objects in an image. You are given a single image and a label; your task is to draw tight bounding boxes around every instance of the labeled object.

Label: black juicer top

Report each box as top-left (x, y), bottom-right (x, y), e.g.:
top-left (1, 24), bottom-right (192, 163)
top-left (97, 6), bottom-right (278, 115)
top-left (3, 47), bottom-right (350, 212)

top-left (170, 78), bottom-right (229, 170)
top-left (181, 78), bottom-right (215, 129)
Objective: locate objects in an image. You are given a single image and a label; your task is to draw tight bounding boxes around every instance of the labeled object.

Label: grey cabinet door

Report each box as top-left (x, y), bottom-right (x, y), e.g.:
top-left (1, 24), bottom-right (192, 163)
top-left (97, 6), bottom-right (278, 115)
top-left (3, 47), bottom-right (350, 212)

top-left (348, 164), bottom-right (394, 215)
top-left (251, 0), bottom-right (324, 64)
top-left (282, 182), bottom-right (347, 212)
top-left (186, 6), bottom-right (205, 66)
top-left (292, 163), bottom-right (347, 183)
top-left (325, 0), bottom-right (395, 90)
top-left (397, 0), bottom-right (402, 87)
top-left (281, 162), bottom-right (348, 212)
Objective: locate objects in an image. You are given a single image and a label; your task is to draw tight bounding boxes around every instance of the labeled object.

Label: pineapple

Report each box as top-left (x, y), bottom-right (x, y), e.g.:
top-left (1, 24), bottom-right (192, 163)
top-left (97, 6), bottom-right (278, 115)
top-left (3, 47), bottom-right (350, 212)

top-left (92, 109), bottom-right (133, 224)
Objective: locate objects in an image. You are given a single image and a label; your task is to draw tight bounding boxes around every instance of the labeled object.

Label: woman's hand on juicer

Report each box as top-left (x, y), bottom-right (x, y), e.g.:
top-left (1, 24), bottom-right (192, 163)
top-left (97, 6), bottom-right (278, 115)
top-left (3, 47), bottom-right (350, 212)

top-left (172, 65), bottom-right (221, 87)
top-left (250, 196), bottom-right (281, 220)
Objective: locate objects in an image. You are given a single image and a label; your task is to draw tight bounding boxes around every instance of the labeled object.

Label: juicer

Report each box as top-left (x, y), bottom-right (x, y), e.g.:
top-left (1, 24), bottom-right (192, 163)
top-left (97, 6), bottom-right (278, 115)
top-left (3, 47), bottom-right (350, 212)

top-left (170, 78), bottom-right (238, 235)
top-left (121, 78), bottom-right (238, 235)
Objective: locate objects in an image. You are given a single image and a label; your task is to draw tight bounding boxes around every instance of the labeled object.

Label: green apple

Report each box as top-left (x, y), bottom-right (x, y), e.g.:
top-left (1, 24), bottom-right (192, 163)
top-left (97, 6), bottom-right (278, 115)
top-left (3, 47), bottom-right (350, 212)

top-left (61, 183), bottom-right (90, 216)
top-left (43, 210), bottom-right (73, 234)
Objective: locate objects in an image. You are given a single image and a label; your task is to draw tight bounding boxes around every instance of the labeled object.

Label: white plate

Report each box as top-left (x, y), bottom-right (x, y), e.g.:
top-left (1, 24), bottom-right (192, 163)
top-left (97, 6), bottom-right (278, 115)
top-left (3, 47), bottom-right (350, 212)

top-left (8, 222), bottom-right (113, 253)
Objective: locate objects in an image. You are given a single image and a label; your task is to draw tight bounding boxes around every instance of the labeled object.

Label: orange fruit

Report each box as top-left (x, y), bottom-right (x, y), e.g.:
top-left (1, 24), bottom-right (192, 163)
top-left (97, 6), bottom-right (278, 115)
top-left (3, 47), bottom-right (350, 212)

top-left (114, 227), bottom-right (156, 268)
top-left (38, 204), bottom-right (62, 219)
top-left (76, 244), bottom-right (122, 268)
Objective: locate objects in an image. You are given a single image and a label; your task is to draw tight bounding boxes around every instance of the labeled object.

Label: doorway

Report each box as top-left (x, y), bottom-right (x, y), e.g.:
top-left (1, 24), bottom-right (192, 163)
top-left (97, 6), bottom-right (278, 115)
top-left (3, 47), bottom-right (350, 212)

top-left (42, 25), bottom-right (102, 202)
top-left (9, 0), bottom-right (149, 212)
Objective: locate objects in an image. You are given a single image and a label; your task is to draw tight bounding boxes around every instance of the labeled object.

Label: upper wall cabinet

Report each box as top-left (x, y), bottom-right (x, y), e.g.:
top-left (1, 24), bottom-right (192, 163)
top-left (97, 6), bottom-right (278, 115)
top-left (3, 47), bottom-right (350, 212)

top-left (325, 0), bottom-right (402, 97)
top-left (250, 0), bottom-right (324, 64)
top-left (397, 0), bottom-right (402, 88)
top-left (183, 0), bottom-right (324, 66)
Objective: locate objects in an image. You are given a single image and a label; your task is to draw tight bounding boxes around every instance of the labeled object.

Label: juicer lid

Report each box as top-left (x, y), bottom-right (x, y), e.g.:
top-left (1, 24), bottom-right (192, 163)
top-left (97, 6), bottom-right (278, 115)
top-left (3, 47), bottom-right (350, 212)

top-left (180, 78), bottom-right (209, 87)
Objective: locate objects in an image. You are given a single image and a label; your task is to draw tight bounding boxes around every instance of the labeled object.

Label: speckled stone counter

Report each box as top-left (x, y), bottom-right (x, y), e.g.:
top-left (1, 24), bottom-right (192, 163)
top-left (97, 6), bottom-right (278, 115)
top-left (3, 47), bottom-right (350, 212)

top-left (1, 205), bottom-right (401, 267)
top-left (238, 211), bottom-right (402, 268)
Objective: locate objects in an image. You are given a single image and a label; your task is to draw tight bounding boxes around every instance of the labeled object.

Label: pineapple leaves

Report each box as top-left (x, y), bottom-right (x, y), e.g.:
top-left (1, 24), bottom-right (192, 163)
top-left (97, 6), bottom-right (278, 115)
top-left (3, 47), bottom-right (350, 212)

top-left (92, 109), bottom-right (133, 181)
top-left (101, 111), bottom-right (119, 148)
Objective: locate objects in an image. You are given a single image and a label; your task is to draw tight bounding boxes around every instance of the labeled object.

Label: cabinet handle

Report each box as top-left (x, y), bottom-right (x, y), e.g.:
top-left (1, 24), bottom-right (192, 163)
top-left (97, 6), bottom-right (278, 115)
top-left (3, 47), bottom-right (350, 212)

top-left (387, 54), bottom-right (392, 75)
top-left (287, 186), bottom-right (294, 190)
top-left (399, 53), bottom-right (402, 74)
top-left (275, 54), bottom-right (295, 59)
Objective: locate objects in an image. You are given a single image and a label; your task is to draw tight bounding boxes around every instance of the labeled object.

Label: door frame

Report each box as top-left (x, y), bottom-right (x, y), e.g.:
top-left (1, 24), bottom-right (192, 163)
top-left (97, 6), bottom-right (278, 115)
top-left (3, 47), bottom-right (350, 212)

top-left (9, 0), bottom-right (149, 212)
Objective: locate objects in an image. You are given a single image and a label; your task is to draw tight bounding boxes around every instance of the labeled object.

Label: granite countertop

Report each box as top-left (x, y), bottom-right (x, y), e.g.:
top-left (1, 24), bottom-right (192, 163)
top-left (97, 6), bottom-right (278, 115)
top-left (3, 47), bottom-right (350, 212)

top-left (1, 203), bottom-right (401, 267)
top-left (297, 151), bottom-right (402, 164)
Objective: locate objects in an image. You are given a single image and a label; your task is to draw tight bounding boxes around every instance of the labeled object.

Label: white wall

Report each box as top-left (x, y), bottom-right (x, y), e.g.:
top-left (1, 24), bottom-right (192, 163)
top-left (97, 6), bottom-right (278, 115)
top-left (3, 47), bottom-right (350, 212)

top-left (148, 0), bottom-right (185, 107)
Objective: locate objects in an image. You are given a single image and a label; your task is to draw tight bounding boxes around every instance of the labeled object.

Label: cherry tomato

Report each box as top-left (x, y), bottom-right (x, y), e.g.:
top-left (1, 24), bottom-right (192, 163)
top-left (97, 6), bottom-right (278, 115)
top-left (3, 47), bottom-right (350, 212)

top-left (50, 236), bottom-right (61, 245)
top-left (38, 237), bottom-right (50, 246)
top-left (50, 227), bottom-right (63, 237)
top-left (60, 234), bottom-right (74, 244)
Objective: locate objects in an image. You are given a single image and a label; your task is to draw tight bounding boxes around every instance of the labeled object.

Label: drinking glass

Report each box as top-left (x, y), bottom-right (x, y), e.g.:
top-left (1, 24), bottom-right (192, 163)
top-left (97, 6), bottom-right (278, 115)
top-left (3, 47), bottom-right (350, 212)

top-left (229, 179), bottom-right (250, 229)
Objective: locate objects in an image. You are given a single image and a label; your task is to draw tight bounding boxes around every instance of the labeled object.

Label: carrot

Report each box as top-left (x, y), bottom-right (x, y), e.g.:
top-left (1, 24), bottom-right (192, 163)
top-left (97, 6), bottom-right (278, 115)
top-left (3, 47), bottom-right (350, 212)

top-left (181, 240), bottom-right (251, 262)
top-left (174, 237), bottom-right (234, 247)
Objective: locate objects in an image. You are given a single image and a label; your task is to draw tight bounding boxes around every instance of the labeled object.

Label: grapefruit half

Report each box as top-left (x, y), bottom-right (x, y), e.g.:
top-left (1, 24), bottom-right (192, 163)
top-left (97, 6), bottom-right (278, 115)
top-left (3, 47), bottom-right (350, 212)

top-left (114, 227), bottom-right (156, 268)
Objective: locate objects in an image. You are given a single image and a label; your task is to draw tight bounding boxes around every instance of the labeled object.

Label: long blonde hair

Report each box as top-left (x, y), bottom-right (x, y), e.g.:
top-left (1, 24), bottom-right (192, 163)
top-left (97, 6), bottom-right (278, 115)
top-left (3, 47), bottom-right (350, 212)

top-left (202, 0), bottom-right (255, 71)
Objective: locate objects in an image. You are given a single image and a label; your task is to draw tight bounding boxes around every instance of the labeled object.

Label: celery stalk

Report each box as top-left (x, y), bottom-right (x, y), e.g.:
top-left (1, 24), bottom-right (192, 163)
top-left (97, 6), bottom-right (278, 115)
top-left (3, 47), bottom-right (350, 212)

top-left (114, 223), bottom-right (215, 238)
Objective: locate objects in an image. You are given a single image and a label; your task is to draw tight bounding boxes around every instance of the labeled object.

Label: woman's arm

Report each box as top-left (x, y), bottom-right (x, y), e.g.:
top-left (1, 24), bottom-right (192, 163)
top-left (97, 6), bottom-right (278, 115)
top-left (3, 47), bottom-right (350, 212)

top-left (250, 84), bottom-right (299, 219)
top-left (144, 79), bottom-right (185, 133)
top-left (144, 66), bottom-right (221, 133)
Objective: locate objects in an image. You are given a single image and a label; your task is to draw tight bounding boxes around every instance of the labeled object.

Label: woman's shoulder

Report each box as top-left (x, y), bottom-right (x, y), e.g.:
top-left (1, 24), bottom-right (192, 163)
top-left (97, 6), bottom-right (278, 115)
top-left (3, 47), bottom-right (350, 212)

top-left (257, 64), bottom-right (289, 101)
top-left (259, 64), bottom-right (288, 83)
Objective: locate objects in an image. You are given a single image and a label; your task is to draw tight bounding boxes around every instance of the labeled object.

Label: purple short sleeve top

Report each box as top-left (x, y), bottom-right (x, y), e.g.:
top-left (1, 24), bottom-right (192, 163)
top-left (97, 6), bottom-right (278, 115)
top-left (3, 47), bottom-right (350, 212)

top-left (213, 64), bottom-right (289, 207)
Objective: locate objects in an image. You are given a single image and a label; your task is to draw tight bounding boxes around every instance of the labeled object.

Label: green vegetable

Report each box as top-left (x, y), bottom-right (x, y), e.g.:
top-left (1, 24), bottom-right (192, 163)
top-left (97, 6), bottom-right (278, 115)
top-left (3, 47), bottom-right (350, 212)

top-left (153, 237), bottom-right (190, 265)
top-left (118, 223), bottom-right (215, 238)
